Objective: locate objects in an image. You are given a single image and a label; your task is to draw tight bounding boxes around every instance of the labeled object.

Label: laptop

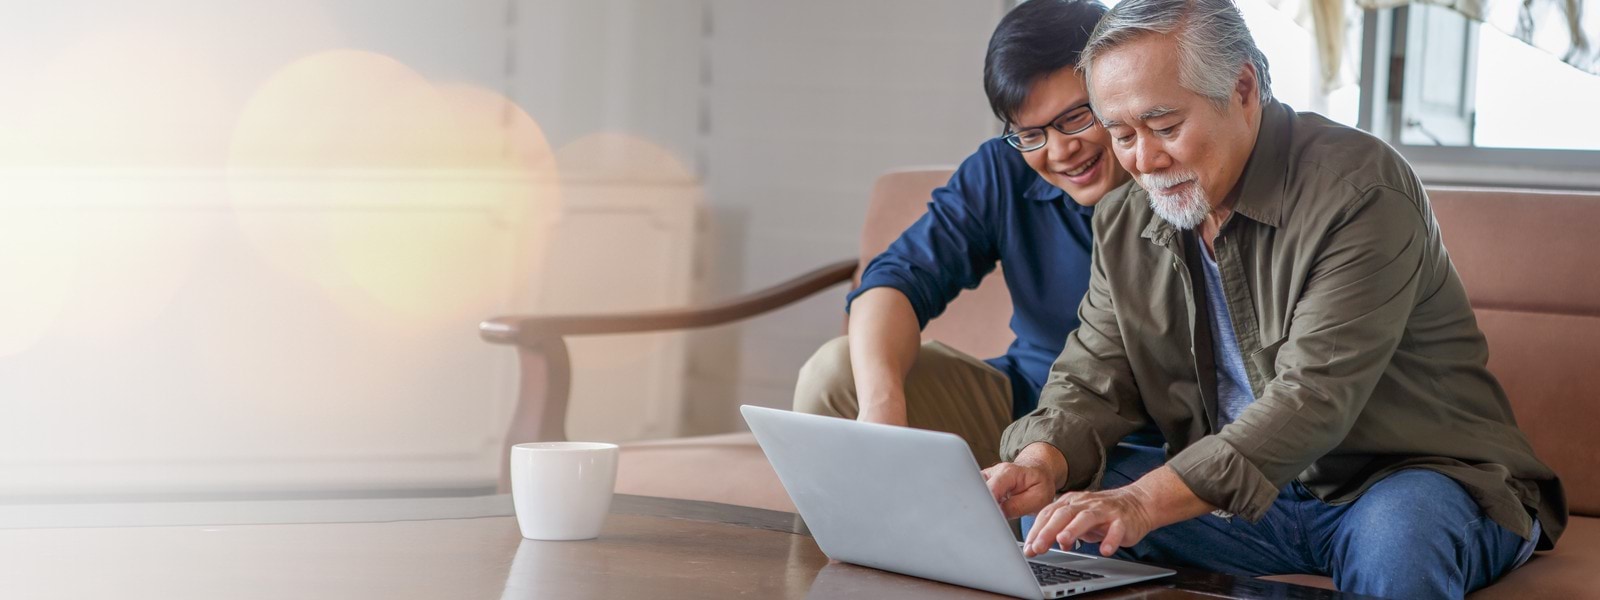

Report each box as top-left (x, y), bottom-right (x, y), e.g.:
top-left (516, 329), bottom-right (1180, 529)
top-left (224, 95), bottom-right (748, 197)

top-left (741, 405), bottom-right (1173, 599)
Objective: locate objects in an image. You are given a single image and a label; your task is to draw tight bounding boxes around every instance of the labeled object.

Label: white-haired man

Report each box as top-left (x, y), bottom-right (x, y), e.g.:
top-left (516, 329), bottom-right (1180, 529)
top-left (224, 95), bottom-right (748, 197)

top-left (980, 0), bottom-right (1565, 597)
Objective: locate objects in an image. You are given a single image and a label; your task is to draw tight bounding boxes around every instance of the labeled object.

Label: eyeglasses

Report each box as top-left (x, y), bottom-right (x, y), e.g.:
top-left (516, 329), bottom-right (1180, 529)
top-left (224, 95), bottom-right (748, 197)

top-left (1002, 103), bottom-right (1096, 152)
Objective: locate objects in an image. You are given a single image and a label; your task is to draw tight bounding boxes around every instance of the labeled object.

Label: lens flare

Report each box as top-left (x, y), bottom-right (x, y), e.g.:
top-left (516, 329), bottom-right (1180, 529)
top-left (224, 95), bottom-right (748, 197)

top-left (0, 28), bottom-right (230, 168)
top-left (228, 50), bottom-right (559, 326)
top-left (0, 23), bottom-right (227, 356)
top-left (539, 131), bottom-right (698, 380)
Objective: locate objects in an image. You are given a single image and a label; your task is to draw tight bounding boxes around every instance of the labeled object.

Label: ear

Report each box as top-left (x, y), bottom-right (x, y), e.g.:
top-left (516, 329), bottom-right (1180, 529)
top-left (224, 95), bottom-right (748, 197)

top-left (1234, 63), bottom-right (1257, 109)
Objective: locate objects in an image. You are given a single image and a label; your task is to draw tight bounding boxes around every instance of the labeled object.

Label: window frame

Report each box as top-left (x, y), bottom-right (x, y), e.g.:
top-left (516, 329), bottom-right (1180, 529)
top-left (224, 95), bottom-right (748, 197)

top-left (1358, 6), bottom-right (1600, 191)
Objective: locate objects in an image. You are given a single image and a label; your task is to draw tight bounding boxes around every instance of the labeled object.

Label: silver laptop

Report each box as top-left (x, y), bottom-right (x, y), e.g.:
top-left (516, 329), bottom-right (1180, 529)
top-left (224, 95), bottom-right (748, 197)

top-left (741, 405), bottom-right (1173, 599)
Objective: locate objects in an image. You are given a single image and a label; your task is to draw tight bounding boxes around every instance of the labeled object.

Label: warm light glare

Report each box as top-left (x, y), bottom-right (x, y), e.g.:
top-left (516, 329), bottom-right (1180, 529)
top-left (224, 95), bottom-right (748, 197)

top-left (0, 5), bottom-right (699, 497)
top-left (539, 131), bottom-right (699, 376)
top-left (51, 209), bottom-right (209, 343)
top-left (0, 211), bottom-right (78, 358)
top-left (228, 50), bottom-right (560, 325)
top-left (554, 131), bottom-right (695, 185)
top-left (0, 28), bottom-right (230, 168)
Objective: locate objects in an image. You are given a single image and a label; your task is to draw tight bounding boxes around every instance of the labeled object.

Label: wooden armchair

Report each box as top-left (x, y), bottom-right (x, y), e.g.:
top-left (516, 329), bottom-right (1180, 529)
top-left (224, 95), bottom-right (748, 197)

top-left (479, 168), bottom-right (1013, 511)
top-left (478, 258), bottom-right (858, 489)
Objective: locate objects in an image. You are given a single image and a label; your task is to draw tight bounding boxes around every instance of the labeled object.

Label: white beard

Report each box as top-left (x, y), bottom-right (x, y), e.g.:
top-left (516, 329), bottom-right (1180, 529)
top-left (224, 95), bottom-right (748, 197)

top-left (1140, 171), bottom-right (1209, 230)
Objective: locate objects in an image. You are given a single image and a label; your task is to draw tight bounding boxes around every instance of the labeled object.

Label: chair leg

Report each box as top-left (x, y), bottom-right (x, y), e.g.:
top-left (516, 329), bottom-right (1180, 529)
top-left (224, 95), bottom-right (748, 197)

top-left (498, 336), bottom-right (573, 492)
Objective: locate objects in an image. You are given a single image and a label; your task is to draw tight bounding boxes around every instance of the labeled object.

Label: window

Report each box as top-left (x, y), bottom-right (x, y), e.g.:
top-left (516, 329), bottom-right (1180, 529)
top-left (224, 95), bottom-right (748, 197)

top-left (1364, 3), bottom-right (1600, 188)
top-left (1014, 0), bottom-right (1600, 188)
top-left (1473, 22), bottom-right (1600, 151)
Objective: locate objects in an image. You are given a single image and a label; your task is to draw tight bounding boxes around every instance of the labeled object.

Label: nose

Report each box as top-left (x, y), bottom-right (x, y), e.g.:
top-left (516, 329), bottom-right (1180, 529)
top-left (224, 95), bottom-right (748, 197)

top-left (1133, 136), bottom-right (1171, 174)
top-left (1045, 131), bottom-right (1082, 166)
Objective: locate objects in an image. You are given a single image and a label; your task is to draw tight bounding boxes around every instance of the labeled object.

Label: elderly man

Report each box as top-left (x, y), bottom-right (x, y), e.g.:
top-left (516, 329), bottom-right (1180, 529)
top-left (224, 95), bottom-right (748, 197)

top-left (980, 0), bottom-right (1567, 597)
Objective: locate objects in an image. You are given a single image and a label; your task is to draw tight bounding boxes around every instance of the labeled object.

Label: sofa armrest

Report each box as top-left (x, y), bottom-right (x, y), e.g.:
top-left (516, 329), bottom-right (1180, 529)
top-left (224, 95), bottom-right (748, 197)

top-left (481, 258), bottom-right (857, 490)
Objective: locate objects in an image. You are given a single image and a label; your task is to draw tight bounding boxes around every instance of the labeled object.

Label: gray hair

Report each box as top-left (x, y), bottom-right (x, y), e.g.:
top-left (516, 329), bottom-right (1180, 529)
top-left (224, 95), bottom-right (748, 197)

top-left (1079, 0), bottom-right (1273, 109)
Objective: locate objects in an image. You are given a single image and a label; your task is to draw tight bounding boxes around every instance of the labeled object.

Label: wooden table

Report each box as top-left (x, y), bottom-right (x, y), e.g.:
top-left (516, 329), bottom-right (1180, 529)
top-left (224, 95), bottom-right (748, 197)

top-left (0, 493), bottom-right (1370, 599)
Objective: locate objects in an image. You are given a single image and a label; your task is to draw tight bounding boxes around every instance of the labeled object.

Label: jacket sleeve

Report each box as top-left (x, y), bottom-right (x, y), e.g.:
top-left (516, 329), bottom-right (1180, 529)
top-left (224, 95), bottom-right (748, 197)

top-left (1166, 185), bottom-right (1428, 521)
top-left (1000, 193), bottom-right (1147, 491)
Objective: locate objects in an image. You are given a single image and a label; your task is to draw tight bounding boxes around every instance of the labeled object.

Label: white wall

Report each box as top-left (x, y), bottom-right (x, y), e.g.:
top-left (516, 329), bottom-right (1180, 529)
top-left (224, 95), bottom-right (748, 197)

top-left (0, 0), bottom-right (638, 498)
top-left (688, 0), bottom-right (1004, 433)
top-left (0, 0), bottom-right (1004, 498)
top-left (0, 0), bottom-right (541, 498)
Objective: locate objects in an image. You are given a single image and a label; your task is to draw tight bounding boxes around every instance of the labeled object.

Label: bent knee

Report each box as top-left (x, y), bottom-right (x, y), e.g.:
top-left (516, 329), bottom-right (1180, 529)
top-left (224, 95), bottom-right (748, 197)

top-left (1341, 470), bottom-right (1478, 547)
top-left (793, 336), bottom-right (855, 417)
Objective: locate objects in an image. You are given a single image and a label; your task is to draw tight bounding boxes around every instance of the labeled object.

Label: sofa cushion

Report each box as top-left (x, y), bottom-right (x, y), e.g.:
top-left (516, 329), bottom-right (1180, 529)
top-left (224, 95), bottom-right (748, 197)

top-left (1430, 187), bottom-right (1600, 316)
top-left (1476, 309), bottom-right (1600, 516)
top-left (1469, 516), bottom-right (1600, 599)
top-left (616, 433), bottom-right (795, 513)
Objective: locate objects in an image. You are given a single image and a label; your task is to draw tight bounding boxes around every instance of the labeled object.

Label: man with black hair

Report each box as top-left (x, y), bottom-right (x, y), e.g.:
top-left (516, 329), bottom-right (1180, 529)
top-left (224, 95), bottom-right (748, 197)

top-left (793, 0), bottom-right (1141, 469)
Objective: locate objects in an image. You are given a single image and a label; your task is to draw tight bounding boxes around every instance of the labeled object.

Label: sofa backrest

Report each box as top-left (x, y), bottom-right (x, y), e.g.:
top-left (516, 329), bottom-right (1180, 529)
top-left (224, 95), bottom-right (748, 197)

top-left (858, 170), bottom-right (1599, 518)
top-left (1430, 186), bottom-right (1600, 517)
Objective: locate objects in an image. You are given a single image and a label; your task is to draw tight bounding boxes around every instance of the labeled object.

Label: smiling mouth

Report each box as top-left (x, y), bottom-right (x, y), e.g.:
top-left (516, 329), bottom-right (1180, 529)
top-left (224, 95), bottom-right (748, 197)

top-left (1062, 153), bottom-right (1101, 178)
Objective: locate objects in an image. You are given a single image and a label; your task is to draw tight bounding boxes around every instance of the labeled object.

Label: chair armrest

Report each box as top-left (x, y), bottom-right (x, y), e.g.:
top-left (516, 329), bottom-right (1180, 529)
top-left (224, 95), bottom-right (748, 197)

top-left (483, 258), bottom-right (858, 490)
top-left (480, 258), bottom-right (859, 347)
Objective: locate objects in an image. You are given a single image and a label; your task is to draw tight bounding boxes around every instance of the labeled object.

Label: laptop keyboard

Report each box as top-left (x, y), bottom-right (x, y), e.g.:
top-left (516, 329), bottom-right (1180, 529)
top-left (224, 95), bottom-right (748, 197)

top-left (1030, 561), bottom-right (1106, 586)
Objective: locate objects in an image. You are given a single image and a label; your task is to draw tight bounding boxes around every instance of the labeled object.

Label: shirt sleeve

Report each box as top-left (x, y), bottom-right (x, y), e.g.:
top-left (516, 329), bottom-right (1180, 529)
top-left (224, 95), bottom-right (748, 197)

top-left (1165, 185), bottom-right (1429, 521)
top-left (1000, 194), bottom-right (1148, 491)
top-left (847, 145), bottom-right (1006, 328)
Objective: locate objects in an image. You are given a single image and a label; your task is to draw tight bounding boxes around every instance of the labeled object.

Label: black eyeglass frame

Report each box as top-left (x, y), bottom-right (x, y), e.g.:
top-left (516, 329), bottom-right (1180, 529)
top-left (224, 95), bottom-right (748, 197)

top-left (1002, 102), bottom-right (1096, 152)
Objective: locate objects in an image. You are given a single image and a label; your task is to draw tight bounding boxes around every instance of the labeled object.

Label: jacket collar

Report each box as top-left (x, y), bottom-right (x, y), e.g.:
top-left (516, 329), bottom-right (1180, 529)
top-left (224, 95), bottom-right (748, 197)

top-left (1232, 99), bottom-right (1290, 229)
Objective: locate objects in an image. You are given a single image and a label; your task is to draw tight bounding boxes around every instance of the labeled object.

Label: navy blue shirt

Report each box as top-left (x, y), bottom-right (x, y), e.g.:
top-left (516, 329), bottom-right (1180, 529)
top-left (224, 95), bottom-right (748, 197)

top-left (847, 138), bottom-right (1094, 420)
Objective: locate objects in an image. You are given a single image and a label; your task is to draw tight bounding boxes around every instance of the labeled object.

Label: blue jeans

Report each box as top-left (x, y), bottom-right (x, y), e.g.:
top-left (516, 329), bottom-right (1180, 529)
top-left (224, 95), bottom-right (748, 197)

top-left (1020, 444), bottom-right (1526, 600)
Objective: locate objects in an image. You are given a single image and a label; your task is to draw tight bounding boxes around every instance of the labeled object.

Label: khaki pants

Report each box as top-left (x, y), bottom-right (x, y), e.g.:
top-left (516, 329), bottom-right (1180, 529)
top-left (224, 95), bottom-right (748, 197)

top-left (792, 336), bottom-right (1013, 468)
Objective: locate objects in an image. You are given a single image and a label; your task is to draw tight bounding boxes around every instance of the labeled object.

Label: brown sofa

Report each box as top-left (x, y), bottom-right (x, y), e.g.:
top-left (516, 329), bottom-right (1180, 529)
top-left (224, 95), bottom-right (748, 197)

top-left (481, 169), bottom-right (1600, 597)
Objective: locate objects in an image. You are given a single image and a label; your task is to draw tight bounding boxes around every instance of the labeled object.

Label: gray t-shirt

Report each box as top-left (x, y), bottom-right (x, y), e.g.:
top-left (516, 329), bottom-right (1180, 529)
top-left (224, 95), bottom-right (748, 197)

top-left (1199, 244), bottom-right (1255, 425)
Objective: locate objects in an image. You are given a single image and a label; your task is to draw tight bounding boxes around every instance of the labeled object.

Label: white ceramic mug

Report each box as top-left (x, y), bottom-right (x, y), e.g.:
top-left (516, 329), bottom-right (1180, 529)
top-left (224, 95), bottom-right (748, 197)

top-left (509, 441), bottom-right (619, 541)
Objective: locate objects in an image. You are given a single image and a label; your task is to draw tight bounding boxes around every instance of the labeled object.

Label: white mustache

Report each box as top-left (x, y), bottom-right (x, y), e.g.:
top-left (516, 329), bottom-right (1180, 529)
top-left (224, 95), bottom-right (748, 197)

top-left (1140, 172), bottom-right (1197, 193)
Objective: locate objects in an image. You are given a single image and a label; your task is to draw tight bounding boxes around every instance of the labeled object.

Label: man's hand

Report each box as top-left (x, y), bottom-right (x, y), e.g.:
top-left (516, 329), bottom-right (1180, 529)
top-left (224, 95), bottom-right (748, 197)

top-left (981, 462), bottom-right (1056, 519)
top-left (981, 442), bottom-right (1069, 519)
top-left (1021, 465), bottom-right (1214, 558)
top-left (1023, 486), bottom-right (1155, 558)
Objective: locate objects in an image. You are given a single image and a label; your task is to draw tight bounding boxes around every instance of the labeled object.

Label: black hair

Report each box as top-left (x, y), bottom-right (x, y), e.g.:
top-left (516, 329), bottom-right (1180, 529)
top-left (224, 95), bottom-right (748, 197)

top-left (983, 0), bottom-right (1109, 126)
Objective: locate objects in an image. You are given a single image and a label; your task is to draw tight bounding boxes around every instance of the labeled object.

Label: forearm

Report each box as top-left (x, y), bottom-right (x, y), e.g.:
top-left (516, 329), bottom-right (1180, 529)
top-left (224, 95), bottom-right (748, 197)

top-left (846, 288), bottom-right (922, 422)
top-left (1125, 465), bottom-right (1216, 527)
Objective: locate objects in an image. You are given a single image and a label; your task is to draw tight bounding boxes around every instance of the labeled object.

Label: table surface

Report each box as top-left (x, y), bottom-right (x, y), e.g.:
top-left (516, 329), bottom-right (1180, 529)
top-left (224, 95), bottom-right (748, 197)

top-left (0, 493), bottom-right (1371, 599)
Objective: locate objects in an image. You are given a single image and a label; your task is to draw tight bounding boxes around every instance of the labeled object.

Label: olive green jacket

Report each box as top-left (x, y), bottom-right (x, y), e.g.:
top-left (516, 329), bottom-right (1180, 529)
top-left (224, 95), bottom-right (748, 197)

top-left (1000, 100), bottom-right (1566, 548)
